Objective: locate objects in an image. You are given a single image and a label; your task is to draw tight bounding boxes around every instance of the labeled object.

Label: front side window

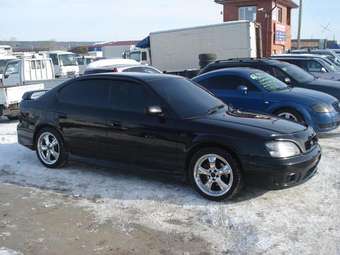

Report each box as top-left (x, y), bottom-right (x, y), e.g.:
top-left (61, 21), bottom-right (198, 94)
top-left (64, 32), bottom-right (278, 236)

top-left (49, 54), bottom-right (59, 65)
top-left (58, 79), bottom-right (110, 108)
top-left (110, 81), bottom-right (153, 113)
top-left (59, 54), bottom-right (77, 66)
top-left (239, 6), bottom-right (257, 22)
top-left (306, 60), bottom-right (324, 72)
top-left (5, 61), bottom-right (19, 75)
top-left (199, 75), bottom-right (257, 91)
top-left (0, 60), bottom-right (12, 74)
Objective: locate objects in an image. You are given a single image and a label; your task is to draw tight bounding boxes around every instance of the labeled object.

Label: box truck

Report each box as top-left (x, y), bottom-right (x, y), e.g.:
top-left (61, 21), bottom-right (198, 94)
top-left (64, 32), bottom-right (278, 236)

top-left (129, 20), bottom-right (262, 75)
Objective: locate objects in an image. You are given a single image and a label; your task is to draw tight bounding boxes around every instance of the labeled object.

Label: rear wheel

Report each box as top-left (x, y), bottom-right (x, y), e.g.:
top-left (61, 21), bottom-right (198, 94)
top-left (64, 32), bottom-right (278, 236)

top-left (189, 147), bottom-right (243, 201)
top-left (275, 109), bottom-right (304, 123)
top-left (36, 127), bottom-right (68, 168)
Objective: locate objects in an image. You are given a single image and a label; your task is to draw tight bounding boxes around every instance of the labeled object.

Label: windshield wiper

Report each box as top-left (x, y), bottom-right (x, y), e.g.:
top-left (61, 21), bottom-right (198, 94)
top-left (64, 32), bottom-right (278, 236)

top-left (207, 104), bottom-right (225, 115)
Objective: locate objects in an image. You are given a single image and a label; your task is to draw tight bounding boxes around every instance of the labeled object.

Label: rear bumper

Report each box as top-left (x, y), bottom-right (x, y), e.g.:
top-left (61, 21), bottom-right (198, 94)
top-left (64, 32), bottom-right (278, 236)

top-left (241, 145), bottom-right (321, 188)
top-left (17, 125), bottom-right (35, 150)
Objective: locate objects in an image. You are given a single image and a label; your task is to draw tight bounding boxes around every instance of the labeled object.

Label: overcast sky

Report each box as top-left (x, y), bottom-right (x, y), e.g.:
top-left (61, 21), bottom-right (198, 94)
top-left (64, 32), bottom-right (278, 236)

top-left (0, 0), bottom-right (339, 42)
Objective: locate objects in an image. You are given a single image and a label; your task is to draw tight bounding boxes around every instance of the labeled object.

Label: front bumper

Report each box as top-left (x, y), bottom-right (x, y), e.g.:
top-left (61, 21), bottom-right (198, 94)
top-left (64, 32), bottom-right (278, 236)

top-left (312, 111), bottom-right (340, 133)
top-left (241, 144), bottom-right (321, 188)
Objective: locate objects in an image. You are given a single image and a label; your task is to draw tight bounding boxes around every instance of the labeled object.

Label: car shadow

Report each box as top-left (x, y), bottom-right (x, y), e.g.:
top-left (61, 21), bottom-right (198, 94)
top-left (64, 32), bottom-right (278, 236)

top-left (0, 117), bottom-right (17, 124)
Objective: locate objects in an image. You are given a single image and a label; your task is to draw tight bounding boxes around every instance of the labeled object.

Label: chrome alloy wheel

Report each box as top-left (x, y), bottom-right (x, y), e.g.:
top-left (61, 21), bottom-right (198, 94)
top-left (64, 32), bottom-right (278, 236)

top-left (277, 112), bottom-right (298, 122)
top-left (193, 154), bottom-right (234, 197)
top-left (37, 132), bottom-right (60, 165)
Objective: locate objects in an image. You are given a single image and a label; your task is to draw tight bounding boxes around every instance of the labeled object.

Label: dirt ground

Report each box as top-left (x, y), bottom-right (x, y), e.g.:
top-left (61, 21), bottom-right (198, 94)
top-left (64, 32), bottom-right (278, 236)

top-left (0, 119), bottom-right (339, 255)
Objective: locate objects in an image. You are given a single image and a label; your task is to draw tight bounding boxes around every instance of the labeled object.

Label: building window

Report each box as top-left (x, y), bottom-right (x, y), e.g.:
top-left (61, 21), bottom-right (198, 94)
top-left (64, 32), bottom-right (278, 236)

top-left (277, 7), bottom-right (283, 23)
top-left (287, 8), bottom-right (291, 25)
top-left (239, 6), bottom-right (257, 22)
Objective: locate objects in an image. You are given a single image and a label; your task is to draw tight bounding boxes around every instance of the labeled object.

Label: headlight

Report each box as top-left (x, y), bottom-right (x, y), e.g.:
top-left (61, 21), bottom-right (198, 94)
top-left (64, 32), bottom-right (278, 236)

top-left (266, 141), bottom-right (301, 158)
top-left (312, 103), bottom-right (333, 113)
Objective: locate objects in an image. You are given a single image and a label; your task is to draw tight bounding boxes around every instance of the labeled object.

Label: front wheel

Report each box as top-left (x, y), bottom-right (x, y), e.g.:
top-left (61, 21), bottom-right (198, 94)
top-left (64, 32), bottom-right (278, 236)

top-left (275, 109), bottom-right (304, 123)
top-left (36, 128), bottom-right (68, 168)
top-left (188, 147), bottom-right (243, 201)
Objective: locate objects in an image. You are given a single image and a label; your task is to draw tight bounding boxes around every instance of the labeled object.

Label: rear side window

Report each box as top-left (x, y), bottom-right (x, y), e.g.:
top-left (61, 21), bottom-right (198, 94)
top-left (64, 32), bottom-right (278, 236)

top-left (58, 79), bottom-right (110, 108)
top-left (199, 75), bottom-right (257, 91)
top-left (305, 60), bottom-right (324, 72)
top-left (110, 81), bottom-right (156, 113)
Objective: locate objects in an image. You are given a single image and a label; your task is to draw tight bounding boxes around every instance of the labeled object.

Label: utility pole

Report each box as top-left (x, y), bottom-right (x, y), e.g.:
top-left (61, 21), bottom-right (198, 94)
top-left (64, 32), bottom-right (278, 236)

top-left (297, 0), bottom-right (303, 49)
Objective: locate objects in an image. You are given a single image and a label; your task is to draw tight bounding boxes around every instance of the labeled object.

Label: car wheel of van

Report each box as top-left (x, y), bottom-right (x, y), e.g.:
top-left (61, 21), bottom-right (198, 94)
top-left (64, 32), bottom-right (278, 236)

top-left (189, 147), bottom-right (243, 201)
top-left (275, 109), bottom-right (304, 123)
top-left (36, 127), bottom-right (68, 168)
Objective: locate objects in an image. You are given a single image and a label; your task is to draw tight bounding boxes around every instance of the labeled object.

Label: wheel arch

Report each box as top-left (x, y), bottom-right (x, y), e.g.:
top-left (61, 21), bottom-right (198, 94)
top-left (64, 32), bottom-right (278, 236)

top-left (33, 124), bottom-right (65, 149)
top-left (269, 104), bottom-right (313, 125)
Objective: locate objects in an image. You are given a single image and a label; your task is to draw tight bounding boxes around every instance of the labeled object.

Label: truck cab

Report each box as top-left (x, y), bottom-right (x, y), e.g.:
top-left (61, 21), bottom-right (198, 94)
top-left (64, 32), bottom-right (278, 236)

top-left (0, 56), bottom-right (17, 82)
top-left (128, 48), bottom-right (151, 65)
top-left (48, 51), bottom-right (79, 78)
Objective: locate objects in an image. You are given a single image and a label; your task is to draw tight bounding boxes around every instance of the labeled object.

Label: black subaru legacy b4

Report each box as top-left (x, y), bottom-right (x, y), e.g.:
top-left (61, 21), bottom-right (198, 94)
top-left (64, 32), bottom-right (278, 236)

top-left (17, 73), bottom-right (321, 200)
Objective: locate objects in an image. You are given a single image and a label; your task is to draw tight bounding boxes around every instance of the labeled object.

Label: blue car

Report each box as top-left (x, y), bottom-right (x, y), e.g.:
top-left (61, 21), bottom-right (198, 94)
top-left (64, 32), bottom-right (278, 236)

top-left (193, 68), bottom-right (340, 133)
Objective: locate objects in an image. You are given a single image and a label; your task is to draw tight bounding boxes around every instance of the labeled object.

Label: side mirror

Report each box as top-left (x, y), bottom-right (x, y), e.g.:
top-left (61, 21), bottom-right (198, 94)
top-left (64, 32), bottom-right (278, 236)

top-left (284, 77), bottom-right (291, 84)
top-left (146, 106), bottom-right (164, 116)
top-left (321, 67), bottom-right (327, 73)
top-left (237, 85), bottom-right (248, 95)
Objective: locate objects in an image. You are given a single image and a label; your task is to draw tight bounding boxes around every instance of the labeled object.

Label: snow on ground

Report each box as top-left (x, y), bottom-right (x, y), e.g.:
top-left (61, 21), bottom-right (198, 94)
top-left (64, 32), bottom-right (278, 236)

top-left (0, 119), bottom-right (339, 254)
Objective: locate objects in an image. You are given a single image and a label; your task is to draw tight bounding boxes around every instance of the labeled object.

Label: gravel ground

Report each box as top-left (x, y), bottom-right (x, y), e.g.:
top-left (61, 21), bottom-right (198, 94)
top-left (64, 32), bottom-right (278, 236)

top-left (0, 118), bottom-right (339, 255)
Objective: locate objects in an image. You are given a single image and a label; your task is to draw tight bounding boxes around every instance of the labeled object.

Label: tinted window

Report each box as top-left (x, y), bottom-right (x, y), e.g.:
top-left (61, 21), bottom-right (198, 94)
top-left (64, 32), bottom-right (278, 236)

top-left (59, 79), bottom-right (110, 108)
top-left (150, 77), bottom-right (224, 118)
top-left (199, 75), bottom-right (257, 91)
top-left (305, 60), bottom-right (324, 72)
top-left (278, 63), bottom-right (314, 83)
top-left (110, 81), bottom-right (153, 113)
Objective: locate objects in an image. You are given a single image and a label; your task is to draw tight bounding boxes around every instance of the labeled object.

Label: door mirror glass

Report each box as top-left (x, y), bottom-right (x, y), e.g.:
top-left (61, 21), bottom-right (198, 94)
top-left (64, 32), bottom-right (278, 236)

top-left (237, 85), bottom-right (248, 95)
top-left (147, 105), bottom-right (164, 116)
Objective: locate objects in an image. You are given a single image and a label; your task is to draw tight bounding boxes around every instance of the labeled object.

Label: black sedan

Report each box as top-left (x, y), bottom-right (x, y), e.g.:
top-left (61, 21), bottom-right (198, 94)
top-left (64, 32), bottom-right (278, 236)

top-left (17, 73), bottom-right (321, 200)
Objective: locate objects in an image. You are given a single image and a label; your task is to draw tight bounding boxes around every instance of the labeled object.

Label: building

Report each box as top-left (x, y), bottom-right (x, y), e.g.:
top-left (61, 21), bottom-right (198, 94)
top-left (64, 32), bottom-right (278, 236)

top-left (291, 39), bottom-right (339, 50)
top-left (215, 0), bottom-right (298, 57)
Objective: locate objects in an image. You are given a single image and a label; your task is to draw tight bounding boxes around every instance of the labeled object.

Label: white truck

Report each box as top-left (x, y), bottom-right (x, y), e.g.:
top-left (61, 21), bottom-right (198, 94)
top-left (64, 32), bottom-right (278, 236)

top-left (0, 57), bottom-right (67, 119)
top-left (129, 21), bottom-right (262, 75)
top-left (47, 51), bottom-right (80, 78)
top-left (0, 45), bottom-right (13, 56)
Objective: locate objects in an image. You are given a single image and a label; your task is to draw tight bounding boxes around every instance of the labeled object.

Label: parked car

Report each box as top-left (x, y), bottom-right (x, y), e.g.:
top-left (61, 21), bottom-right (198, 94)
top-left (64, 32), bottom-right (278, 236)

top-left (18, 73), bottom-right (321, 201)
top-left (193, 68), bottom-right (340, 133)
top-left (76, 56), bottom-right (96, 75)
top-left (84, 64), bottom-right (162, 75)
top-left (290, 49), bottom-right (340, 67)
top-left (271, 54), bottom-right (340, 81)
top-left (199, 59), bottom-right (340, 101)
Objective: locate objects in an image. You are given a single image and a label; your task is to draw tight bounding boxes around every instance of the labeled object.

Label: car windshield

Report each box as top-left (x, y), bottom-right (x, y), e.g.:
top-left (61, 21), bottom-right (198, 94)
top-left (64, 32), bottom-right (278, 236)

top-left (129, 52), bottom-right (141, 62)
top-left (0, 59), bottom-right (11, 74)
top-left (249, 71), bottom-right (289, 92)
top-left (150, 77), bottom-right (226, 118)
top-left (59, 54), bottom-right (77, 66)
top-left (279, 63), bottom-right (315, 83)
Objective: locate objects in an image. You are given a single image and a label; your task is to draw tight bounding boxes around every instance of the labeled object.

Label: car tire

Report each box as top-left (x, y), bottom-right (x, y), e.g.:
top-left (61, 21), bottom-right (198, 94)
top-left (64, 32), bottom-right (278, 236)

top-left (35, 127), bottom-right (68, 168)
top-left (275, 109), bottom-right (304, 123)
top-left (188, 147), bottom-right (243, 201)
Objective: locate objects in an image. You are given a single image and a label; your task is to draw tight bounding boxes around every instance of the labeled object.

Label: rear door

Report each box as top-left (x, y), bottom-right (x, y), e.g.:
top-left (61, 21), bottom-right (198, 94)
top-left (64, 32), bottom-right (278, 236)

top-left (199, 75), bottom-right (266, 112)
top-left (56, 78), bottom-right (111, 158)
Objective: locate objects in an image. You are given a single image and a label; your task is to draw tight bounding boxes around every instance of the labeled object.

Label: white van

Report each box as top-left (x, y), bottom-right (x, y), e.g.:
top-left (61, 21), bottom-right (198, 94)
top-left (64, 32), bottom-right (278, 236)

top-left (47, 51), bottom-right (79, 78)
top-left (0, 57), bottom-right (65, 119)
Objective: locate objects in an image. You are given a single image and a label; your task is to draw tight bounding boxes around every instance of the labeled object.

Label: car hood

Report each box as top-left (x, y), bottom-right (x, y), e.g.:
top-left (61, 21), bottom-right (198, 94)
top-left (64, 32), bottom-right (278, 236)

top-left (197, 110), bottom-right (307, 135)
top-left (271, 87), bottom-right (337, 104)
top-left (316, 72), bottom-right (340, 81)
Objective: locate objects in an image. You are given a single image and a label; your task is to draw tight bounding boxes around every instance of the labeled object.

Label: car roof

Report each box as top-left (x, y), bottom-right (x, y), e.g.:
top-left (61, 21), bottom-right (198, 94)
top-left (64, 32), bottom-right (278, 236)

top-left (194, 67), bottom-right (263, 80)
top-left (272, 54), bottom-right (329, 59)
top-left (79, 72), bottom-right (181, 83)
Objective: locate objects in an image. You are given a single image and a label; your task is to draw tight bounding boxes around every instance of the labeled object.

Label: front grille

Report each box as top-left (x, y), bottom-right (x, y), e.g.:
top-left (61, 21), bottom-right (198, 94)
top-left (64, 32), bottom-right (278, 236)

top-left (305, 135), bottom-right (318, 151)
